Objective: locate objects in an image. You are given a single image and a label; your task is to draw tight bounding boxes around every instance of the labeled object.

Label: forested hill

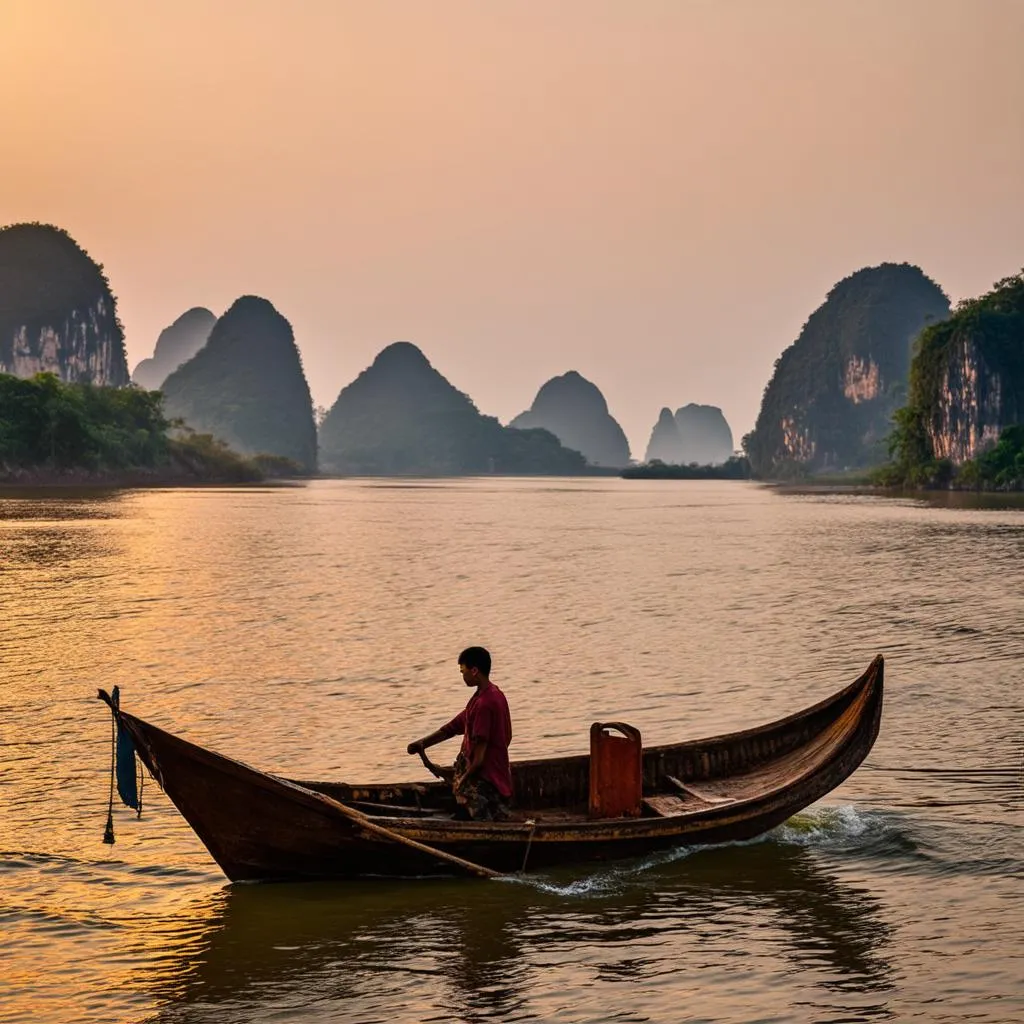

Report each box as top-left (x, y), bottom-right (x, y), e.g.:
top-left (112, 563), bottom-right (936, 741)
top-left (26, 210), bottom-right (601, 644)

top-left (744, 263), bottom-right (949, 477)
top-left (318, 341), bottom-right (587, 475)
top-left (0, 223), bottom-right (129, 386)
top-left (161, 296), bottom-right (318, 471)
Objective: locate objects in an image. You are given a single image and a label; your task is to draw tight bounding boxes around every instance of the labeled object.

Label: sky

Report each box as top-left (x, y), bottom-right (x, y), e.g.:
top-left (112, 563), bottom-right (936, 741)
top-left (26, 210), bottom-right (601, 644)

top-left (2, 0), bottom-right (1022, 456)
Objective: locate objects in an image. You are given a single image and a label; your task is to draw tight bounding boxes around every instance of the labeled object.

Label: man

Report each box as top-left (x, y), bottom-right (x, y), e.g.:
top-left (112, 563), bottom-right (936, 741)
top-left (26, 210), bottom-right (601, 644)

top-left (407, 646), bottom-right (513, 821)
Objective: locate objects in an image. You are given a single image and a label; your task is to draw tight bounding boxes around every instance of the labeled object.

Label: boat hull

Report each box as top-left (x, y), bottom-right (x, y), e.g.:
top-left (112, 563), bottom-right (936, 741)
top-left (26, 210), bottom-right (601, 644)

top-left (114, 655), bottom-right (884, 881)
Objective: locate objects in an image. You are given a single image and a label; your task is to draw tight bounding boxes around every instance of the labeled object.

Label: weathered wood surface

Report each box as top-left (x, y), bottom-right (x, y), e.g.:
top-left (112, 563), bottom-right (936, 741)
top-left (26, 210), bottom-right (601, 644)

top-left (108, 655), bottom-right (884, 881)
top-left (302, 785), bottom-right (501, 879)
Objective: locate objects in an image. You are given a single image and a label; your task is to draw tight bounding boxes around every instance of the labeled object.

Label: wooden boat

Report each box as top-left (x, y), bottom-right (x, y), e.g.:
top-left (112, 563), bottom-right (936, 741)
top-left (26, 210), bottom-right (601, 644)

top-left (99, 655), bottom-right (883, 882)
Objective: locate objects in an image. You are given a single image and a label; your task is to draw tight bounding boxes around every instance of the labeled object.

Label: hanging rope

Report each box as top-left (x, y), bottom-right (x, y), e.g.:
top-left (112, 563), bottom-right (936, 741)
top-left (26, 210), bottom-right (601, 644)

top-left (103, 709), bottom-right (116, 845)
top-left (519, 819), bottom-right (538, 874)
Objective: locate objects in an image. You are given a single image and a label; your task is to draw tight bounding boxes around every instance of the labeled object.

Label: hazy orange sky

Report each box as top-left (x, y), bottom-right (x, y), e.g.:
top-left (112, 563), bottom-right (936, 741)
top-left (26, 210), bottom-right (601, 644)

top-left (2, 0), bottom-right (1022, 454)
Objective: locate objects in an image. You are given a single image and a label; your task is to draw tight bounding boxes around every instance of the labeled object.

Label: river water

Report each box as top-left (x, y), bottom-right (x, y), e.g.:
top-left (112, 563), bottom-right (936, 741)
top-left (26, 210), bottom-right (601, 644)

top-left (1, 479), bottom-right (1020, 1024)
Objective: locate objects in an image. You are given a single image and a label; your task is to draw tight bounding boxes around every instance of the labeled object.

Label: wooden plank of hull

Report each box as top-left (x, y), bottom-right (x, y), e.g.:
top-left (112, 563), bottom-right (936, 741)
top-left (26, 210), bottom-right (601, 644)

top-left (120, 716), bottom-right (472, 881)
top-left (116, 655), bottom-right (883, 881)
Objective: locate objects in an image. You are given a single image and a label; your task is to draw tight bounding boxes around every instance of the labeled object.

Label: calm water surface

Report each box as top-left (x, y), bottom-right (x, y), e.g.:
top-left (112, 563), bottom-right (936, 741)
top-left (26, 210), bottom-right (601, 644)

top-left (1, 479), bottom-right (1021, 1024)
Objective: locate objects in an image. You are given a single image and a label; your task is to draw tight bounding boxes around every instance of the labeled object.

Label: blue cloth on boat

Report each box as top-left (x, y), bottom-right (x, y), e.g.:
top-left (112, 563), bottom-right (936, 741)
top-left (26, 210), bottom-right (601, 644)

top-left (112, 686), bottom-right (139, 810)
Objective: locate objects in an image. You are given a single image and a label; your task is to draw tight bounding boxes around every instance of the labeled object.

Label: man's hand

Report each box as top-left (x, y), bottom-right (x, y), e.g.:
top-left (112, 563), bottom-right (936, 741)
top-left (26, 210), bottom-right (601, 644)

top-left (407, 739), bottom-right (424, 756)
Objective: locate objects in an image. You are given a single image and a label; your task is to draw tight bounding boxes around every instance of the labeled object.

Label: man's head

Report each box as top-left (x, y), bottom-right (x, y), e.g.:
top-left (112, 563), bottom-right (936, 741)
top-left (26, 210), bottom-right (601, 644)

top-left (458, 646), bottom-right (491, 687)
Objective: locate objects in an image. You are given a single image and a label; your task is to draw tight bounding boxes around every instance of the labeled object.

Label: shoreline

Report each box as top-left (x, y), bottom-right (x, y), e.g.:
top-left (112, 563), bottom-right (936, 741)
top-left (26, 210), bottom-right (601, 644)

top-left (3, 471), bottom-right (1023, 508)
top-left (0, 466), bottom-right (304, 490)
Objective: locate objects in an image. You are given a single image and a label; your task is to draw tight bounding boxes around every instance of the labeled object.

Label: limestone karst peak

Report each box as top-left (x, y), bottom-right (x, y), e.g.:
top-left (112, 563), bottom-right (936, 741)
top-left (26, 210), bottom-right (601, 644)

top-left (511, 370), bottom-right (630, 467)
top-left (318, 344), bottom-right (587, 475)
top-left (0, 222), bottom-right (128, 386)
top-left (744, 262), bottom-right (949, 476)
top-left (133, 307), bottom-right (216, 390)
top-left (160, 295), bottom-right (317, 470)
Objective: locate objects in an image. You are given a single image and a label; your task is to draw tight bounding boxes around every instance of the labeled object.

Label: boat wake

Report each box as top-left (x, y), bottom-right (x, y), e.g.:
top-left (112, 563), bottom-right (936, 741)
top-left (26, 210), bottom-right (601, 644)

top-left (499, 840), bottom-right (701, 897)
top-left (503, 803), bottom-right (914, 897)
top-left (776, 803), bottom-right (924, 860)
top-left (775, 803), bottom-right (873, 846)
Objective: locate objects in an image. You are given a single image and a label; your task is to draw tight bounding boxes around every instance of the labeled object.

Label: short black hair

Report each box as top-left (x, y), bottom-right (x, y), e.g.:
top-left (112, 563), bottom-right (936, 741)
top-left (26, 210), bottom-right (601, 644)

top-left (458, 646), bottom-right (491, 676)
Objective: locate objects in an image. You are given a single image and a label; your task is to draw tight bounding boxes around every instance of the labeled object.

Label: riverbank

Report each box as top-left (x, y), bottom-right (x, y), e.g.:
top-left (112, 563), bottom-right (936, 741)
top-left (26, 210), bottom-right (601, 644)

top-left (767, 479), bottom-right (1024, 510)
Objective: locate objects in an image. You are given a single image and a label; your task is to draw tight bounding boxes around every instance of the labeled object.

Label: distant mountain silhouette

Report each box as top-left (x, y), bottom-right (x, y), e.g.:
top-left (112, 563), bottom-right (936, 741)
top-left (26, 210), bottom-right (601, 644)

top-left (510, 371), bottom-right (630, 467)
top-left (318, 341), bottom-right (587, 475)
top-left (161, 296), bottom-right (317, 470)
top-left (744, 263), bottom-right (950, 476)
top-left (674, 404), bottom-right (734, 464)
top-left (0, 222), bottom-right (128, 385)
top-left (644, 408), bottom-right (682, 463)
top-left (643, 404), bottom-right (734, 464)
top-left (133, 307), bottom-right (216, 390)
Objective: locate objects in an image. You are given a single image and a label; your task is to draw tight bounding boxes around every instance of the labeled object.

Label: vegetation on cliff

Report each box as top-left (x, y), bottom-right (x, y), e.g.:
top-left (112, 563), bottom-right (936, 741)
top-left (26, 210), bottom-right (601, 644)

top-left (874, 273), bottom-right (1024, 489)
top-left (744, 263), bottom-right (949, 478)
top-left (0, 372), bottom-right (262, 482)
top-left (161, 296), bottom-right (317, 471)
top-left (956, 426), bottom-right (1024, 489)
top-left (319, 342), bottom-right (587, 475)
top-left (0, 223), bottom-right (129, 386)
top-left (510, 371), bottom-right (631, 467)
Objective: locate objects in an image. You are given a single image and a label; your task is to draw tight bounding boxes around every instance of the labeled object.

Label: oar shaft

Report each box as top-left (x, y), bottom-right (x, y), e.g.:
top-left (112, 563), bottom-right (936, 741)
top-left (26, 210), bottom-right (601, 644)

top-left (313, 792), bottom-right (502, 879)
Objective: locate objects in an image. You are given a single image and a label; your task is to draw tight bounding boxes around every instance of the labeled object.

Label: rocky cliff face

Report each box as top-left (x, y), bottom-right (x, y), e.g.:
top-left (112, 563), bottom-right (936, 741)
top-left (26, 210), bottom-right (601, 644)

top-left (929, 339), bottom-right (1005, 463)
top-left (510, 371), bottom-right (630, 467)
top-left (908, 273), bottom-right (1024, 464)
top-left (744, 263), bottom-right (949, 476)
top-left (161, 296), bottom-right (317, 470)
top-left (133, 307), bottom-right (216, 390)
top-left (319, 342), bottom-right (586, 475)
top-left (0, 223), bottom-right (129, 386)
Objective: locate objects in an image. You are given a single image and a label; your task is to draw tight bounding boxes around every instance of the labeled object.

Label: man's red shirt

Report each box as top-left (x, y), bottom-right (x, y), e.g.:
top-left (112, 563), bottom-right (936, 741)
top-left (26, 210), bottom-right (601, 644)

top-left (444, 682), bottom-right (513, 797)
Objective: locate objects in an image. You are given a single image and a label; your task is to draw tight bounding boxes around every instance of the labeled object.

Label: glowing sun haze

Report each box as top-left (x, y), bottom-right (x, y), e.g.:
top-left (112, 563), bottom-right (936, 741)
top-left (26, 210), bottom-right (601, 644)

top-left (2, 0), bottom-right (1021, 454)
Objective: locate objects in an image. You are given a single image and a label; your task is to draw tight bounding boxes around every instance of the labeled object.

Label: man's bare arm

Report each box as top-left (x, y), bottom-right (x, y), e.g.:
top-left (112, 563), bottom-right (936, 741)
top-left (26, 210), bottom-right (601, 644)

top-left (407, 723), bottom-right (457, 756)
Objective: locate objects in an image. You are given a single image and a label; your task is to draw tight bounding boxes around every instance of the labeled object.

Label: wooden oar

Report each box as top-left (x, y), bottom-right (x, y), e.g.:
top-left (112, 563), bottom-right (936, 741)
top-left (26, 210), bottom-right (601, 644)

top-left (305, 787), bottom-right (502, 879)
top-left (418, 748), bottom-right (454, 781)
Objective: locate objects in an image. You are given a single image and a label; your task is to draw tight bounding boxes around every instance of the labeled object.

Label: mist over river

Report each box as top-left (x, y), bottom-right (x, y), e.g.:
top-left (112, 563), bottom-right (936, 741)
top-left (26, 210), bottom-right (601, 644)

top-left (1, 479), bottom-right (1021, 1024)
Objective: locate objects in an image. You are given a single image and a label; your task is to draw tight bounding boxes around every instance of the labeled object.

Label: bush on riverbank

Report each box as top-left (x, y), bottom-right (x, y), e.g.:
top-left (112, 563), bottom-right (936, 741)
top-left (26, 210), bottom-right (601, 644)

top-left (957, 425), bottom-right (1024, 490)
top-left (0, 372), bottom-right (169, 468)
top-left (872, 420), bottom-right (1024, 490)
top-left (622, 456), bottom-right (752, 480)
top-left (0, 372), bottom-right (265, 483)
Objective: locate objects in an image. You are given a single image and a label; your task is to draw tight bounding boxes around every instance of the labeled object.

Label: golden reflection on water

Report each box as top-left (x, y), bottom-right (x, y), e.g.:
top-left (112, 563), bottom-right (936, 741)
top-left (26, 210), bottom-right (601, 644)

top-left (1, 480), bottom-right (1022, 1024)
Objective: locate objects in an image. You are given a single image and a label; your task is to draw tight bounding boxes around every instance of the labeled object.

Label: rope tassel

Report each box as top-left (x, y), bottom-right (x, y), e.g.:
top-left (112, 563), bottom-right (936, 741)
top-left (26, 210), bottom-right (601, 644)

top-left (99, 686), bottom-right (142, 845)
